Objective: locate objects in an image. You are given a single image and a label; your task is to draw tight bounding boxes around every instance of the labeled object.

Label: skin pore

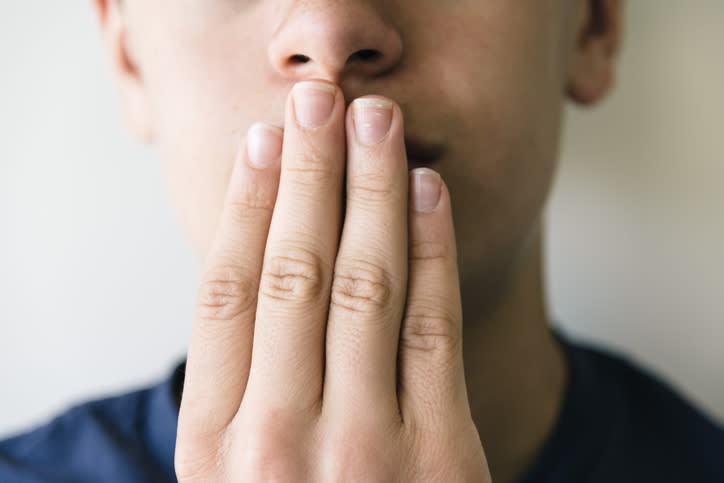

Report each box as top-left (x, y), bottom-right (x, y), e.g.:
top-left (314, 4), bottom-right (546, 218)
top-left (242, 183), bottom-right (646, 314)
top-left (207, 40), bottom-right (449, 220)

top-left (94, 0), bottom-right (623, 480)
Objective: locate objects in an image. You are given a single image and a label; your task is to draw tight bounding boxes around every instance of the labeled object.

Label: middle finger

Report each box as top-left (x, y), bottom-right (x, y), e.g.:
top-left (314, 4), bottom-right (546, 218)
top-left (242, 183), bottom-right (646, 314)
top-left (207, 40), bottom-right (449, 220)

top-left (245, 80), bottom-right (345, 410)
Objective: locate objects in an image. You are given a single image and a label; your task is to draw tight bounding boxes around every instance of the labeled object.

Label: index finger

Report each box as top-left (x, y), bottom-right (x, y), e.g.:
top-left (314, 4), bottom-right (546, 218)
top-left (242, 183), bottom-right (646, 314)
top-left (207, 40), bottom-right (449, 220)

top-left (178, 124), bottom-right (282, 441)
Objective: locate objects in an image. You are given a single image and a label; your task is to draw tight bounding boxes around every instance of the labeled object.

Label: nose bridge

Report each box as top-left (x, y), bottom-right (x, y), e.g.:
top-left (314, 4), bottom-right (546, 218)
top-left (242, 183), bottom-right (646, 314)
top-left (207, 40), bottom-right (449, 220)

top-left (268, 0), bottom-right (403, 83)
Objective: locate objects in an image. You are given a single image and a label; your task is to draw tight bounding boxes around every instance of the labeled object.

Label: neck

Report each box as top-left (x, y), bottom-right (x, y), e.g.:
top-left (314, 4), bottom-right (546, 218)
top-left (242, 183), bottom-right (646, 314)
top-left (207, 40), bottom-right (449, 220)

top-left (462, 228), bottom-right (568, 483)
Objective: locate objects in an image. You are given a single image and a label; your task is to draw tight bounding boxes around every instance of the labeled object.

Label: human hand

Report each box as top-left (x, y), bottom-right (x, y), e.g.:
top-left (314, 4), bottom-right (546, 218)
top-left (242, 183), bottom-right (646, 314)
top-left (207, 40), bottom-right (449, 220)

top-left (175, 80), bottom-right (491, 482)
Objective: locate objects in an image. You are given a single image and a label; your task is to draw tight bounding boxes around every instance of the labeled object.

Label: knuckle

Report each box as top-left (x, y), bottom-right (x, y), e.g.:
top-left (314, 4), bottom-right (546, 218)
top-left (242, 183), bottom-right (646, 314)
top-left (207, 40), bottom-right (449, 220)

top-left (260, 247), bottom-right (326, 305)
top-left (241, 445), bottom-right (292, 480)
top-left (286, 151), bottom-right (338, 187)
top-left (401, 310), bottom-right (460, 355)
top-left (347, 173), bottom-right (396, 204)
top-left (320, 430), bottom-right (398, 481)
top-left (228, 182), bottom-right (276, 214)
top-left (409, 239), bottom-right (451, 263)
top-left (331, 259), bottom-right (394, 314)
top-left (196, 267), bottom-right (258, 323)
top-left (240, 411), bottom-right (306, 480)
top-left (174, 435), bottom-right (221, 482)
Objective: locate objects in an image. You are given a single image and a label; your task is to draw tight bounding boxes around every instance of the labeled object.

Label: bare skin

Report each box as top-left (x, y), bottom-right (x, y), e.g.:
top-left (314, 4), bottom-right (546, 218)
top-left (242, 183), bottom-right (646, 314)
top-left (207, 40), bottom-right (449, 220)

top-left (93, 0), bottom-right (624, 481)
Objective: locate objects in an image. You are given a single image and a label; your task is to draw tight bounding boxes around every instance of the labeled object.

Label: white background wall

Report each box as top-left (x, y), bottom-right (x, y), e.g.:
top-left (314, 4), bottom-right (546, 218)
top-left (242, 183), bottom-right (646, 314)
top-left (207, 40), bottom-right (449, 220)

top-left (1, 2), bottom-right (722, 437)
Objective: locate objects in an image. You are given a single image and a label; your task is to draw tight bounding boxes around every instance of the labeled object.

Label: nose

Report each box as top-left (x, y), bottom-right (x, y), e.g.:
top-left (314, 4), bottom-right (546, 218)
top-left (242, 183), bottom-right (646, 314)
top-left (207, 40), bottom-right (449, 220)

top-left (268, 1), bottom-right (403, 84)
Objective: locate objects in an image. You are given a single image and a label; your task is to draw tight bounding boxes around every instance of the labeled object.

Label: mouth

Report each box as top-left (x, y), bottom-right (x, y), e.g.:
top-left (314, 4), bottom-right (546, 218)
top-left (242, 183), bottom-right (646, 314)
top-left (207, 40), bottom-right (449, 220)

top-left (405, 137), bottom-right (445, 169)
top-left (275, 124), bottom-right (445, 168)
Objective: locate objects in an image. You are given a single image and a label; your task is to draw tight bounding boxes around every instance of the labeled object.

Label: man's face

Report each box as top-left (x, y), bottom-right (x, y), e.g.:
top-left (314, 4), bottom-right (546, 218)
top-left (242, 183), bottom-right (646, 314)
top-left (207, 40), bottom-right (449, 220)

top-left (115, 0), bottom-right (605, 300)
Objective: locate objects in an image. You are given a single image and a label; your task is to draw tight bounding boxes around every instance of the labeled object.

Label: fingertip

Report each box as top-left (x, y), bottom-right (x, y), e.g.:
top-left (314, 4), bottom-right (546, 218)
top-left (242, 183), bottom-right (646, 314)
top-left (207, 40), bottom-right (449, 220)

top-left (288, 80), bottom-right (344, 131)
top-left (409, 168), bottom-right (442, 214)
top-left (346, 95), bottom-right (405, 148)
top-left (229, 135), bottom-right (249, 189)
top-left (247, 122), bottom-right (283, 170)
top-left (407, 170), bottom-right (457, 263)
top-left (437, 179), bottom-right (454, 219)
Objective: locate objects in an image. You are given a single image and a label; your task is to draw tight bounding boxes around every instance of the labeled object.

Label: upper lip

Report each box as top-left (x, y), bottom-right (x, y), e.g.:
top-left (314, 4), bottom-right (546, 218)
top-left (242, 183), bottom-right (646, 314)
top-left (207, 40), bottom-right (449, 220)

top-left (404, 137), bottom-right (445, 165)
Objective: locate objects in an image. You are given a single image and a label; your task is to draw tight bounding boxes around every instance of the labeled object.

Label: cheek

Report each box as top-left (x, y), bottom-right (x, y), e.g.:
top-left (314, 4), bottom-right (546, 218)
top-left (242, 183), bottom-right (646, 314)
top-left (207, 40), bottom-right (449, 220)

top-left (422, 3), bottom-right (565, 280)
top-left (135, 13), bottom-right (282, 258)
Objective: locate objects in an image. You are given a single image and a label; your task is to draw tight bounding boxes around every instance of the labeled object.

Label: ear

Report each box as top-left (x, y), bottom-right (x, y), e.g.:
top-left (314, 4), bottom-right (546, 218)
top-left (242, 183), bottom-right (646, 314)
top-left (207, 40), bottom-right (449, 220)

top-left (566, 0), bottom-right (625, 105)
top-left (92, 0), bottom-right (154, 142)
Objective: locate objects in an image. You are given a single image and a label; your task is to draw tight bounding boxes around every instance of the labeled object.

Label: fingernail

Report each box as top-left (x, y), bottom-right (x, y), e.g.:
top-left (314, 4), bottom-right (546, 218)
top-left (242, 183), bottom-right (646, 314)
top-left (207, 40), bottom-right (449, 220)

top-left (293, 81), bottom-right (336, 129)
top-left (247, 122), bottom-right (283, 169)
top-left (353, 97), bottom-right (393, 145)
top-left (410, 168), bottom-right (442, 213)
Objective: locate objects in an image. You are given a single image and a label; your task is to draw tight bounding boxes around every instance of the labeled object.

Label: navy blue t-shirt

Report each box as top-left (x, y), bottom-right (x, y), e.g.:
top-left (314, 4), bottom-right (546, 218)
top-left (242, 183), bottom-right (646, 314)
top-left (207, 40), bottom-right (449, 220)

top-left (2, 332), bottom-right (723, 482)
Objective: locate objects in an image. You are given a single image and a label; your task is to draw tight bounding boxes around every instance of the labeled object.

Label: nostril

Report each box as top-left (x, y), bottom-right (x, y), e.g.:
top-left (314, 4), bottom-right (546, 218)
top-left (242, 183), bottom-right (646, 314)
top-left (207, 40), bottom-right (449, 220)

top-left (289, 54), bottom-right (311, 64)
top-left (350, 49), bottom-right (382, 63)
